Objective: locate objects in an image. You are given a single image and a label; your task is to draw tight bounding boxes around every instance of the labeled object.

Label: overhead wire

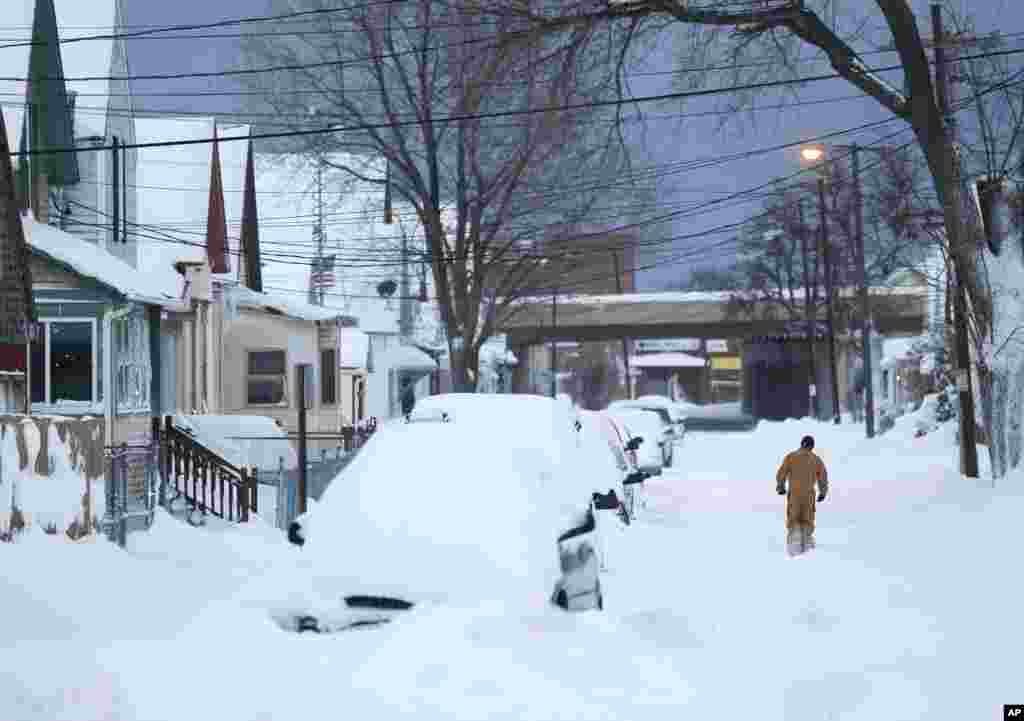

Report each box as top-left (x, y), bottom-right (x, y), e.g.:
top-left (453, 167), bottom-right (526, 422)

top-left (50, 116), bottom-right (915, 263)
top-left (8, 42), bottom-right (1024, 164)
top-left (26, 59), bottom-right (1013, 266)
top-left (57, 121), bottom-right (919, 278)
top-left (3, 31), bottom-right (1023, 85)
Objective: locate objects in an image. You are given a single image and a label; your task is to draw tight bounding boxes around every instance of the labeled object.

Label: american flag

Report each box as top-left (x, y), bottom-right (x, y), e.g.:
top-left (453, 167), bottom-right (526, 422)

top-left (310, 254), bottom-right (337, 289)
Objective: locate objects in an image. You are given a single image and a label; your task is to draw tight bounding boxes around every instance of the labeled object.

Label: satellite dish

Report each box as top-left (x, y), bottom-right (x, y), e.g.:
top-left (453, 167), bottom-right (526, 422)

top-left (377, 279), bottom-right (397, 298)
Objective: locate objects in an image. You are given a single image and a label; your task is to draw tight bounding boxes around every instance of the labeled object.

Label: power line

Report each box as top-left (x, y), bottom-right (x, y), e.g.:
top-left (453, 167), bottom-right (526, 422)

top-left (9, 42), bottom-right (1024, 161)
top-left (51, 116), bottom-right (914, 263)
top-left (0, 0), bottom-right (408, 51)
top-left (37, 70), bottom-right (1003, 263)
top-left (4, 32), bottom-right (1023, 85)
top-left (2, 75), bottom-right (909, 159)
top-left (60, 123), bottom-right (918, 275)
top-left (50, 113), bottom-right (899, 201)
top-left (0, 89), bottom-right (874, 124)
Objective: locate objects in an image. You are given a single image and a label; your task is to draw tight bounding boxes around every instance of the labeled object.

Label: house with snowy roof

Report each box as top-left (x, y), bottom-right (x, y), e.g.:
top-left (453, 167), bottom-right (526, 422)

top-left (20, 214), bottom-right (183, 439)
top-left (131, 127), bottom-right (373, 435)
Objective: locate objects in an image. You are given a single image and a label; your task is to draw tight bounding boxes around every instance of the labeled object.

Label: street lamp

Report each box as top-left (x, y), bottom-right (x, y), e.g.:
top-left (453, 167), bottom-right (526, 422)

top-left (801, 142), bottom-right (885, 437)
top-left (801, 146), bottom-right (825, 163)
top-left (800, 149), bottom-right (842, 425)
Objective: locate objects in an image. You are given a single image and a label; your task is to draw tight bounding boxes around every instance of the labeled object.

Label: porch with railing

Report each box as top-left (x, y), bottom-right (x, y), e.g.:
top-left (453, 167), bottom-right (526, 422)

top-left (154, 415), bottom-right (378, 529)
top-left (157, 417), bottom-right (258, 526)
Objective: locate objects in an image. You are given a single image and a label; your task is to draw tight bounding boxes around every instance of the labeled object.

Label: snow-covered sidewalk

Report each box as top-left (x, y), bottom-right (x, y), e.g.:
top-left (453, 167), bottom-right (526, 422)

top-left (2, 413), bottom-right (1021, 720)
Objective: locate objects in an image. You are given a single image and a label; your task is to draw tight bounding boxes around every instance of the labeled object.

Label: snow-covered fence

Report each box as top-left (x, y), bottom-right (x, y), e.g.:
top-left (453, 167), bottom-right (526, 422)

top-left (0, 415), bottom-right (104, 540)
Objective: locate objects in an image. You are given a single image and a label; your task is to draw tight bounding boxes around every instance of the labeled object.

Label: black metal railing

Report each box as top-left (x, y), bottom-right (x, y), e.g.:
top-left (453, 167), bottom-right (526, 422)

top-left (158, 416), bottom-right (257, 524)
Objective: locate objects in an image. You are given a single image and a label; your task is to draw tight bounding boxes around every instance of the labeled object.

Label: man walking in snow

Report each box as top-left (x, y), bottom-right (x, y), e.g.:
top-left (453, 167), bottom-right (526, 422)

top-left (776, 435), bottom-right (828, 554)
top-left (400, 378), bottom-right (416, 419)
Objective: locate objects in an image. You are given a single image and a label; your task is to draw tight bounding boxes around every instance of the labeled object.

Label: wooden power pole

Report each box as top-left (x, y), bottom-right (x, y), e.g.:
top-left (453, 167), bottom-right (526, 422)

top-left (932, 3), bottom-right (979, 478)
top-left (816, 177), bottom-right (841, 424)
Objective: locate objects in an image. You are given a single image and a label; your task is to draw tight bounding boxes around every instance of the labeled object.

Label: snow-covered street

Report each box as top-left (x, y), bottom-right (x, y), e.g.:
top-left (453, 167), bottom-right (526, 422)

top-left (3, 413), bottom-right (1021, 721)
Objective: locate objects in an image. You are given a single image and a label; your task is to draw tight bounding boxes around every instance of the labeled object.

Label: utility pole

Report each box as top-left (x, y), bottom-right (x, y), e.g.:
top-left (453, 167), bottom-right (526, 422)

top-left (611, 250), bottom-right (632, 400)
top-left (111, 136), bottom-right (120, 246)
top-left (852, 144), bottom-right (876, 438)
top-left (400, 228), bottom-right (412, 339)
top-left (315, 157), bottom-right (325, 306)
top-left (296, 364), bottom-right (309, 515)
top-left (798, 198), bottom-right (819, 420)
top-left (932, 3), bottom-right (979, 477)
top-left (550, 286), bottom-right (558, 398)
top-left (817, 176), bottom-right (841, 424)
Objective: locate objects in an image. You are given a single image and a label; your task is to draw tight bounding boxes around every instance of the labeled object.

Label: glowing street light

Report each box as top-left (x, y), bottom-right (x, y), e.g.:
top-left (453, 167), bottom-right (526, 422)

top-left (801, 146), bottom-right (825, 163)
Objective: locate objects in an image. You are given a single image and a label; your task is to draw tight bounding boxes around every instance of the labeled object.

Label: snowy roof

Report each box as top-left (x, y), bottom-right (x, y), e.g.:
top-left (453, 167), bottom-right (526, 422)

top-left (227, 284), bottom-right (346, 322)
top-left (23, 215), bottom-right (181, 305)
top-left (630, 352), bottom-right (706, 368)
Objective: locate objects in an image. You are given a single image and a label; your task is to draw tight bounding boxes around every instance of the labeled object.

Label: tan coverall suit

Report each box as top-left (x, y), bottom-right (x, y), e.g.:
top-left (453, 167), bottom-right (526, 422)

top-left (775, 448), bottom-right (828, 535)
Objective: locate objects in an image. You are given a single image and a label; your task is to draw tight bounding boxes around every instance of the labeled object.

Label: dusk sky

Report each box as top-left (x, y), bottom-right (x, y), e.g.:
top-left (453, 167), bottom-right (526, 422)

top-left (4, 1), bottom-right (1023, 290)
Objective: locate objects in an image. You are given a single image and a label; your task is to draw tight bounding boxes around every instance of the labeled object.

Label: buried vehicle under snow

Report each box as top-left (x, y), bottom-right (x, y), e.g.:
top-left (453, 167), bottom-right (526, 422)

top-left (284, 394), bottom-right (615, 632)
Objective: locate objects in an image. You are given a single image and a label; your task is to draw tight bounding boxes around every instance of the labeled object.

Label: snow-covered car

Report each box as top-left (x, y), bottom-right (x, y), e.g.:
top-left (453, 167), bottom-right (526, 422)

top-left (284, 394), bottom-right (613, 631)
top-left (606, 409), bottom-right (667, 476)
top-left (610, 397), bottom-right (684, 442)
top-left (580, 410), bottom-right (648, 521)
top-left (607, 400), bottom-right (678, 467)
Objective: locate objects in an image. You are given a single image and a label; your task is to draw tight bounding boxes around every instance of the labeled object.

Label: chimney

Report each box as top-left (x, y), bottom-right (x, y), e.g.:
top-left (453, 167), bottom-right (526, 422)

top-left (176, 260), bottom-right (211, 304)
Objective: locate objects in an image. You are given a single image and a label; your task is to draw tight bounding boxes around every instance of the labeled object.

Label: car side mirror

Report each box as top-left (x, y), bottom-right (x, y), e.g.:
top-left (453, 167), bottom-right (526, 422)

top-left (288, 521), bottom-right (305, 547)
top-left (625, 437), bottom-right (643, 451)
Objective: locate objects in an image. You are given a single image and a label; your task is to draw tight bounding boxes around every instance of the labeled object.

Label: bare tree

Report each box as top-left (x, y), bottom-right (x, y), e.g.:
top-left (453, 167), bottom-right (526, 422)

top-left (727, 146), bottom-right (938, 325)
top-left (243, 1), bottom-right (637, 390)
top-left (503, 0), bottom-right (1024, 476)
top-left (566, 343), bottom-right (620, 409)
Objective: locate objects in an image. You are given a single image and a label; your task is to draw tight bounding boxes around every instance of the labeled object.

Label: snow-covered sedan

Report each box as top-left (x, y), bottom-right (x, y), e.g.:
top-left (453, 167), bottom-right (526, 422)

top-left (609, 396), bottom-right (687, 447)
top-left (606, 408), bottom-right (669, 476)
top-left (580, 410), bottom-right (648, 522)
top-left (283, 394), bottom-right (617, 632)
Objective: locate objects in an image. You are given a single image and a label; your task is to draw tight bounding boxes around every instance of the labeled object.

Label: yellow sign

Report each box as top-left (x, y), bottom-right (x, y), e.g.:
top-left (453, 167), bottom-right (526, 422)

top-left (711, 356), bottom-right (741, 370)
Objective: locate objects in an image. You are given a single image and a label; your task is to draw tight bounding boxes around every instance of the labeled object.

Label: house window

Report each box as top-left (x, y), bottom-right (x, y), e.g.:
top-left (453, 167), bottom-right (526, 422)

top-left (321, 348), bottom-right (337, 405)
top-left (30, 319), bottom-right (98, 405)
top-left (247, 349), bottom-right (287, 405)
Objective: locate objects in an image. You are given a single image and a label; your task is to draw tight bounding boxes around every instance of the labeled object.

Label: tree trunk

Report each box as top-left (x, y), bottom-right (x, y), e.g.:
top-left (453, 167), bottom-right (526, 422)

top-left (983, 364), bottom-right (1004, 480)
top-left (448, 337), bottom-right (480, 393)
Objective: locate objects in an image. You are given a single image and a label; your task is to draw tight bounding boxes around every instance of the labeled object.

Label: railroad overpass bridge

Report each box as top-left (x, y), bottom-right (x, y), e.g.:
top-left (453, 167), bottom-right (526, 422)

top-left (499, 285), bottom-right (930, 419)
